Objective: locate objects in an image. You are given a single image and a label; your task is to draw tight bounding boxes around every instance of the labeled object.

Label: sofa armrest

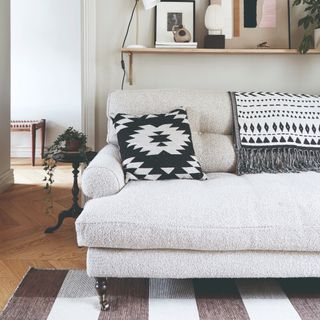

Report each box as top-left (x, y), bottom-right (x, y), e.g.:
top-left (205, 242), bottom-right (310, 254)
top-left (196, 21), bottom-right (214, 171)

top-left (82, 144), bottom-right (125, 199)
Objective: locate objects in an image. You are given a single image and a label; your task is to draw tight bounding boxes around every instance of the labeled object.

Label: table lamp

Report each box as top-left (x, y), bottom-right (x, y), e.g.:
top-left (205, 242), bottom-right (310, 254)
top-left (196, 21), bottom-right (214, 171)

top-left (127, 0), bottom-right (160, 48)
top-left (204, 2), bottom-right (225, 48)
top-left (142, 0), bottom-right (160, 10)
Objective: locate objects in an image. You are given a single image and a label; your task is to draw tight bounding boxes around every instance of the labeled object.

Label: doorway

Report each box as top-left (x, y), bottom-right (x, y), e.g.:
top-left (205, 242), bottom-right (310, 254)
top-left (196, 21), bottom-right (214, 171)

top-left (10, 0), bottom-right (83, 169)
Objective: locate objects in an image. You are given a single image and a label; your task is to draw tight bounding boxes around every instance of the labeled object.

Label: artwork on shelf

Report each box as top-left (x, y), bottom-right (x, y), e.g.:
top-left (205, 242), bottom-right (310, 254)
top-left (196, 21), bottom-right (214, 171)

top-left (244, 0), bottom-right (258, 28)
top-left (234, 0), bottom-right (240, 37)
top-left (259, 0), bottom-right (277, 28)
top-left (221, 0), bottom-right (234, 39)
top-left (205, 0), bottom-right (289, 48)
top-left (227, 0), bottom-right (291, 49)
top-left (244, 0), bottom-right (277, 29)
top-left (155, 0), bottom-right (195, 44)
top-left (167, 12), bottom-right (182, 31)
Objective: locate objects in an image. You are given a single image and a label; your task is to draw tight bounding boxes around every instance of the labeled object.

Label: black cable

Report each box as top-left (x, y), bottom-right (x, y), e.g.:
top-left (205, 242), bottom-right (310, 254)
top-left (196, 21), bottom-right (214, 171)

top-left (121, 0), bottom-right (138, 90)
top-left (287, 0), bottom-right (292, 49)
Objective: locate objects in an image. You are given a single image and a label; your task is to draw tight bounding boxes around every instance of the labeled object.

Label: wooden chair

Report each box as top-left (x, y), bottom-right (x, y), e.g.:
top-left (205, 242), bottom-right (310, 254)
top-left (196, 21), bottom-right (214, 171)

top-left (10, 119), bottom-right (46, 166)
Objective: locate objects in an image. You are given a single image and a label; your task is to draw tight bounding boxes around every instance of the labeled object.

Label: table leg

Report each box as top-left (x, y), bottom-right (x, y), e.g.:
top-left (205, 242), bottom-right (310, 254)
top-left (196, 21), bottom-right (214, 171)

top-left (41, 120), bottom-right (46, 159)
top-left (44, 161), bottom-right (83, 234)
top-left (31, 124), bottom-right (36, 166)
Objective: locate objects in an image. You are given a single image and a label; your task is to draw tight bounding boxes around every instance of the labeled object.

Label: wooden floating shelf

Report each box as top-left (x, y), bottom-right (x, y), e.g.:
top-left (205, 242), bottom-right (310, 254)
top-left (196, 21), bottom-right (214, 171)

top-left (121, 48), bottom-right (320, 85)
top-left (122, 48), bottom-right (320, 55)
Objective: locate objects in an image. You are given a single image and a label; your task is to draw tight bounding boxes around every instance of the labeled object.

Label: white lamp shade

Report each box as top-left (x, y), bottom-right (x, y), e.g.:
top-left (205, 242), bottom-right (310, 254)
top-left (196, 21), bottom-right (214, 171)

top-left (205, 4), bottom-right (224, 33)
top-left (142, 0), bottom-right (160, 10)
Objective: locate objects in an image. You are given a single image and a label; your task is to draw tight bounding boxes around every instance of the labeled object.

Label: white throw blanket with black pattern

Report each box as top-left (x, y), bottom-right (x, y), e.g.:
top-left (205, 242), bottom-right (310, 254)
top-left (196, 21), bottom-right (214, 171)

top-left (230, 92), bottom-right (320, 175)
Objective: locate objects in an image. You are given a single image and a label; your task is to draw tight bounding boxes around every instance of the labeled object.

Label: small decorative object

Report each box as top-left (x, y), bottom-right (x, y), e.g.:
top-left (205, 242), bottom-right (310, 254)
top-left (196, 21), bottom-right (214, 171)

top-left (204, 3), bottom-right (225, 48)
top-left (172, 24), bottom-right (192, 42)
top-left (257, 41), bottom-right (270, 48)
top-left (293, 0), bottom-right (320, 53)
top-left (155, 0), bottom-right (195, 44)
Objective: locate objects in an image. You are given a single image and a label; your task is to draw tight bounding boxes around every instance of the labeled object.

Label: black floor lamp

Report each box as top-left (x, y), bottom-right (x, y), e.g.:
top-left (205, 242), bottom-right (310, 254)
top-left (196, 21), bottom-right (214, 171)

top-left (288, 0), bottom-right (292, 49)
top-left (120, 0), bottom-right (160, 89)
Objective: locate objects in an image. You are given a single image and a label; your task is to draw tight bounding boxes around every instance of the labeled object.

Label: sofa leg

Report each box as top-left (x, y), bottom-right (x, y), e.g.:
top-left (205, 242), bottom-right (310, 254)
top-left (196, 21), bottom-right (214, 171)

top-left (95, 277), bottom-right (110, 311)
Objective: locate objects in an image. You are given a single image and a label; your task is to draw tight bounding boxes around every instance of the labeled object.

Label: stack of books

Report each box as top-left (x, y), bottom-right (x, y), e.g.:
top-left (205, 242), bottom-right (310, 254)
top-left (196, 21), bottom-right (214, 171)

top-left (155, 42), bottom-right (198, 49)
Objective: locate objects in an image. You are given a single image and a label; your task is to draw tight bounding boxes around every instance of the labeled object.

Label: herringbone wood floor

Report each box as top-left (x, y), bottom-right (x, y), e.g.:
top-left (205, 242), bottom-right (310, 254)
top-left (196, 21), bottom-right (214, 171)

top-left (0, 159), bottom-right (86, 310)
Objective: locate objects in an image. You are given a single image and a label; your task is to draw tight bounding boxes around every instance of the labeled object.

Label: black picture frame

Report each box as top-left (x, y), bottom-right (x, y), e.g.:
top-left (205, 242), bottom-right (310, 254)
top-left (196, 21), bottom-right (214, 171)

top-left (155, 0), bottom-right (196, 44)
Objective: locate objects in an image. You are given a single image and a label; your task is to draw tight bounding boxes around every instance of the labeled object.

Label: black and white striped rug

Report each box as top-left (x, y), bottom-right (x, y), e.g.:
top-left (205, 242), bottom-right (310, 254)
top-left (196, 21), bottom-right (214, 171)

top-left (2, 269), bottom-right (320, 320)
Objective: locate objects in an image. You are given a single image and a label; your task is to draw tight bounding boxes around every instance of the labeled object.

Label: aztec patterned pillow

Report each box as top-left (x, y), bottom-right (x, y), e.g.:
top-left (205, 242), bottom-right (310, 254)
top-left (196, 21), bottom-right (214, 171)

top-left (112, 108), bottom-right (206, 182)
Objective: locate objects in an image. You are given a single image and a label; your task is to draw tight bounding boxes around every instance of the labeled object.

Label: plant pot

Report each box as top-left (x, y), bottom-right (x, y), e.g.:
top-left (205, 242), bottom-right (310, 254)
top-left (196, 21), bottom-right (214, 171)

top-left (65, 139), bottom-right (81, 152)
top-left (315, 28), bottom-right (320, 49)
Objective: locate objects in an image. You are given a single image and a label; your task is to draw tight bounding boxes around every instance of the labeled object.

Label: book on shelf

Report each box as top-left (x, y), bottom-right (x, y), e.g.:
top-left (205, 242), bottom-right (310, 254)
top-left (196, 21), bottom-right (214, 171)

top-left (155, 42), bottom-right (198, 49)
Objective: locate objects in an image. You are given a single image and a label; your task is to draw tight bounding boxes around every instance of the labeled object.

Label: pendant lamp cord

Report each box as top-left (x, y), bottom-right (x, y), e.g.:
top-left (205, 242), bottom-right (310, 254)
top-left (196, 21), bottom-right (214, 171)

top-left (121, 0), bottom-right (139, 90)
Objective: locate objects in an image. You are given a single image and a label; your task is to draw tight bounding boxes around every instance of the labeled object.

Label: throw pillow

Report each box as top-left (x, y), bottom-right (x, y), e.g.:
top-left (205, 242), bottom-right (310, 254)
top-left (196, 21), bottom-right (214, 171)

top-left (112, 108), bottom-right (207, 182)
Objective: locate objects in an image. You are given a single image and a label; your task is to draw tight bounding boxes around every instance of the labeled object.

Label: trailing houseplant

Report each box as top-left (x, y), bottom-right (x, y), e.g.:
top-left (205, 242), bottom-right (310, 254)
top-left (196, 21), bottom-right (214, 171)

top-left (43, 127), bottom-right (87, 213)
top-left (293, 0), bottom-right (320, 53)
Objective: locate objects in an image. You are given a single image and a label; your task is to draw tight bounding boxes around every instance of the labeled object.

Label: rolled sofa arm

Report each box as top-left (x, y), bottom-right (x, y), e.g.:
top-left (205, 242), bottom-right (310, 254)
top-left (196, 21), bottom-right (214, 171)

top-left (82, 144), bottom-right (125, 199)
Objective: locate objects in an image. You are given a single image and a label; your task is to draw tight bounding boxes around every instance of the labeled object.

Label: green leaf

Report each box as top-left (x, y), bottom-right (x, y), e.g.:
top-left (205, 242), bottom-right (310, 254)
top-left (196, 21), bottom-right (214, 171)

top-left (299, 34), bottom-right (314, 54)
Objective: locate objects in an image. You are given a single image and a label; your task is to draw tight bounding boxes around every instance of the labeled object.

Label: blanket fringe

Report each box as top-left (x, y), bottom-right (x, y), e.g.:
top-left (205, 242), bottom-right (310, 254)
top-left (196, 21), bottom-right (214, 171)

top-left (237, 147), bottom-right (320, 175)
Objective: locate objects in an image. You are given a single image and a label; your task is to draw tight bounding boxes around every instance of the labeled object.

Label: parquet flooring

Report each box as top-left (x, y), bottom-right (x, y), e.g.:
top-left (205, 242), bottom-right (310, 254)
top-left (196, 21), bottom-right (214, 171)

top-left (0, 158), bottom-right (86, 310)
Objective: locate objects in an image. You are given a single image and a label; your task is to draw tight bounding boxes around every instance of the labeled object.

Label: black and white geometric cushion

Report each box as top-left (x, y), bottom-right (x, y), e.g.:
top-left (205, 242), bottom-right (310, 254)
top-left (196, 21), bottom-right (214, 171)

top-left (112, 108), bottom-right (206, 182)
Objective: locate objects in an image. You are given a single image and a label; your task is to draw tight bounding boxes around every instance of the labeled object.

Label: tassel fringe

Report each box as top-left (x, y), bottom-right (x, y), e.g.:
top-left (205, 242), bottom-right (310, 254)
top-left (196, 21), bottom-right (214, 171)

top-left (237, 147), bottom-right (320, 175)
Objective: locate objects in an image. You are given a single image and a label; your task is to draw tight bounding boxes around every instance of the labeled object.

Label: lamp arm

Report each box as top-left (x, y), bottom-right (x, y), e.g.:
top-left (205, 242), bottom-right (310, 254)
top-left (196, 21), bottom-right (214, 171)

top-left (121, 0), bottom-right (139, 90)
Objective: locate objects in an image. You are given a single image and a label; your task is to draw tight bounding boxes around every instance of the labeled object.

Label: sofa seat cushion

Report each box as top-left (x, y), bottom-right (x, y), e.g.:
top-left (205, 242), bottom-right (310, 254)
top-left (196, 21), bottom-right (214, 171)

top-left (76, 172), bottom-right (320, 252)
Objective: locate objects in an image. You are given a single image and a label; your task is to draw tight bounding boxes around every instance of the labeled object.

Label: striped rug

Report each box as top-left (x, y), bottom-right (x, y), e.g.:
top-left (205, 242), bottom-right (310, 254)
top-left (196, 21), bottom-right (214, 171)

top-left (2, 269), bottom-right (320, 320)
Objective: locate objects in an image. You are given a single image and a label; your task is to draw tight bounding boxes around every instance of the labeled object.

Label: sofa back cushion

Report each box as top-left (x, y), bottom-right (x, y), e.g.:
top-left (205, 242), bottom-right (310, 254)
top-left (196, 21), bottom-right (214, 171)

top-left (107, 89), bottom-right (236, 173)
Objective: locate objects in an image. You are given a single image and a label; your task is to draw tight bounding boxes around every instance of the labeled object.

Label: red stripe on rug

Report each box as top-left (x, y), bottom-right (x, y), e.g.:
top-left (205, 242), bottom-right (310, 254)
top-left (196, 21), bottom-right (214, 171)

top-left (1, 269), bottom-right (68, 320)
top-left (98, 278), bottom-right (149, 320)
top-left (193, 279), bottom-right (250, 320)
top-left (280, 278), bottom-right (320, 320)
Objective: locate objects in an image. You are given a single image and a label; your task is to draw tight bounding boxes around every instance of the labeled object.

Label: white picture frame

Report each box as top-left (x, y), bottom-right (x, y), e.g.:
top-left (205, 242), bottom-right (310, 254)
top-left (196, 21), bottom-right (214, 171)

top-left (155, 0), bottom-right (195, 43)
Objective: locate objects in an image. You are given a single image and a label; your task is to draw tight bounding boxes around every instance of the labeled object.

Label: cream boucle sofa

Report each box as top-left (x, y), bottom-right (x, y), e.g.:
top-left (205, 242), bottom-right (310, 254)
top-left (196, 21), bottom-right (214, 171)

top-left (76, 89), bottom-right (320, 310)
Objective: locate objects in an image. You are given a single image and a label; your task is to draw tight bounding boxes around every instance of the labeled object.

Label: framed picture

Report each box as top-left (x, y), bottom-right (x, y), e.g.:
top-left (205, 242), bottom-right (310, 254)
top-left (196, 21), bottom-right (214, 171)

top-left (228, 0), bottom-right (291, 49)
top-left (205, 0), bottom-right (291, 49)
top-left (155, 0), bottom-right (195, 43)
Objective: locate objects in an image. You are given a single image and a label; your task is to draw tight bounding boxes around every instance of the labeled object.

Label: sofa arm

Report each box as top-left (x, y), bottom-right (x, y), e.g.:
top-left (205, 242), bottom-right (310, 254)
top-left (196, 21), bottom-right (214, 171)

top-left (82, 144), bottom-right (125, 199)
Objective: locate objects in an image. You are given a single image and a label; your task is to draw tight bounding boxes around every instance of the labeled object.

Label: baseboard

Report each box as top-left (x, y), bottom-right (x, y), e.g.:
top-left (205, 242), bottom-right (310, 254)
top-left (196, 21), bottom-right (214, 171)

top-left (11, 146), bottom-right (42, 158)
top-left (0, 169), bottom-right (14, 193)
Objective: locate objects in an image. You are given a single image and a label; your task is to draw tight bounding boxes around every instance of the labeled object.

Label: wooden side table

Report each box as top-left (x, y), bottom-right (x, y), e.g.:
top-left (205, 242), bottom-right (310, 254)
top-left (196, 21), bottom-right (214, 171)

top-left (10, 119), bottom-right (46, 166)
top-left (44, 150), bottom-right (97, 234)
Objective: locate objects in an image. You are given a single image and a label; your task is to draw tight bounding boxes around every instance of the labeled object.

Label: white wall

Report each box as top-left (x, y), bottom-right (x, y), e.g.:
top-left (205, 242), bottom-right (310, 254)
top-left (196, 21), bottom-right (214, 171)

top-left (95, 0), bottom-right (320, 150)
top-left (0, 0), bottom-right (14, 192)
top-left (11, 0), bottom-right (82, 157)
